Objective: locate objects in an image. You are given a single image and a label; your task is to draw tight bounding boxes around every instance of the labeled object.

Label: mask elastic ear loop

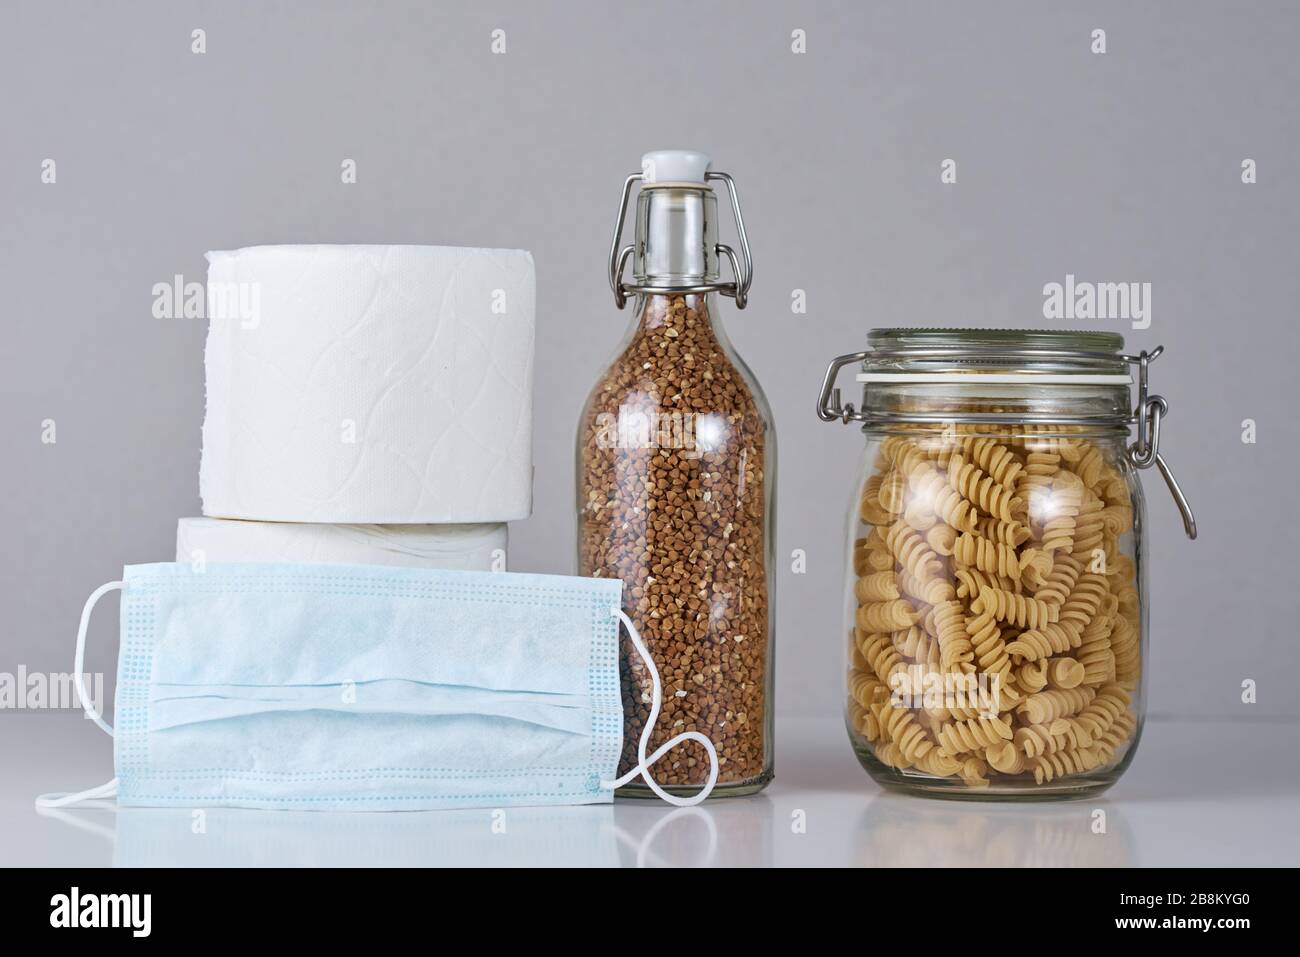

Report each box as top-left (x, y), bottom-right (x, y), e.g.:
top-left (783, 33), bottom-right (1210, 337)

top-left (600, 607), bottom-right (720, 807)
top-left (35, 580), bottom-right (123, 809)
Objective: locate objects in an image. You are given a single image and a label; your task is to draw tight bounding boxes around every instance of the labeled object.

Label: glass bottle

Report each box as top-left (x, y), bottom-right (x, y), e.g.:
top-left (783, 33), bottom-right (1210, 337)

top-left (816, 329), bottom-right (1197, 799)
top-left (577, 151), bottom-right (775, 797)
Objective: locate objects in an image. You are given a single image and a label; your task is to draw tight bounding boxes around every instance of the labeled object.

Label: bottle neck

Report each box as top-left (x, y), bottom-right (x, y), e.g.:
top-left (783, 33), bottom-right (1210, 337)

top-left (633, 185), bottom-right (720, 288)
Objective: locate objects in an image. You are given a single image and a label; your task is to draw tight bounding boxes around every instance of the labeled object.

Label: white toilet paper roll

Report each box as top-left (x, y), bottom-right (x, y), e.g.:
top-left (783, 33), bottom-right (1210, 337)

top-left (176, 518), bottom-right (508, 571)
top-left (200, 244), bottom-right (534, 523)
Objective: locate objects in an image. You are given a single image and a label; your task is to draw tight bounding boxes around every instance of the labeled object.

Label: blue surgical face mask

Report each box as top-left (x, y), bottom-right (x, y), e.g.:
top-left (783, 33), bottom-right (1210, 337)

top-left (40, 563), bottom-right (717, 811)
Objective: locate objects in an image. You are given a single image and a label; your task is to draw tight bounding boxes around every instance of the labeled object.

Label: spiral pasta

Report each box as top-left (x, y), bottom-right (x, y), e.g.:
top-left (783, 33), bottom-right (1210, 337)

top-left (850, 668), bottom-right (889, 712)
top-left (892, 626), bottom-right (942, 669)
top-left (897, 567), bottom-right (956, 605)
top-left (972, 588), bottom-right (1057, 630)
top-left (1015, 658), bottom-right (1050, 693)
top-left (1017, 686), bottom-right (1097, 725)
top-left (947, 454), bottom-right (1020, 523)
top-left (953, 532), bottom-right (1021, 579)
top-left (1094, 711), bottom-right (1138, 762)
top-left (1007, 620), bottom-right (1081, 660)
top-left (1014, 722), bottom-right (1086, 758)
top-left (1029, 747), bottom-right (1101, 784)
top-left (859, 472), bottom-right (894, 525)
top-left (1025, 551), bottom-right (1082, 606)
top-left (928, 600), bottom-right (975, 672)
top-left (873, 700), bottom-right (938, 764)
top-left (954, 567), bottom-right (1019, 602)
top-left (907, 465), bottom-right (980, 533)
top-left (916, 748), bottom-right (963, 778)
top-left (1029, 474), bottom-right (1084, 553)
top-left (1059, 572), bottom-right (1108, 629)
top-left (1046, 658), bottom-right (1086, 689)
top-left (854, 570), bottom-right (900, 602)
top-left (1072, 494), bottom-right (1107, 557)
top-left (853, 534), bottom-right (894, 574)
top-left (878, 470), bottom-right (909, 514)
top-left (935, 715), bottom-right (1014, 754)
top-left (848, 427), bottom-right (1142, 790)
top-left (959, 757), bottom-right (991, 788)
top-left (986, 739), bottom-right (1027, 775)
top-left (1074, 683), bottom-right (1132, 739)
top-left (1020, 451), bottom-right (1060, 495)
top-left (966, 609), bottom-right (1011, 681)
top-left (883, 522), bottom-right (944, 583)
top-left (1109, 615), bottom-right (1141, 688)
top-left (963, 436), bottom-right (1024, 488)
top-left (926, 523), bottom-right (958, 556)
top-left (1075, 615), bottom-right (1118, 686)
top-left (856, 599), bottom-right (920, 632)
top-left (856, 629), bottom-right (908, 684)
top-left (1065, 442), bottom-right (1106, 488)
top-left (976, 515), bottom-right (1031, 547)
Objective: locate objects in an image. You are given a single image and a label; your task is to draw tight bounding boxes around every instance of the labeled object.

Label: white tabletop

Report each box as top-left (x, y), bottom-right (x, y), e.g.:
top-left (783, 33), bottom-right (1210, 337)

top-left (4, 713), bottom-right (1295, 867)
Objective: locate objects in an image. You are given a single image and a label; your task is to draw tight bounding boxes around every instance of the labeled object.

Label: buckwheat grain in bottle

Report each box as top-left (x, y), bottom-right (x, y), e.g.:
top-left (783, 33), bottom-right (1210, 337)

top-left (577, 151), bottom-right (775, 796)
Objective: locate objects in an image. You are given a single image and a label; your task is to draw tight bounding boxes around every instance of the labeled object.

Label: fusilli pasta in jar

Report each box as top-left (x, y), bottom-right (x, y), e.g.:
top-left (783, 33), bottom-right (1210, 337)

top-left (818, 329), bottom-right (1197, 798)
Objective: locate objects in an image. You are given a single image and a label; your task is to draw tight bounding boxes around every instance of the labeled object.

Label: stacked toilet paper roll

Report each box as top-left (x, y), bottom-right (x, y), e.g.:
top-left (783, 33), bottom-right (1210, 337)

top-left (200, 244), bottom-right (534, 523)
top-left (186, 244), bottom-right (534, 571)
top-left (176, 518), bottom-right (507, 572)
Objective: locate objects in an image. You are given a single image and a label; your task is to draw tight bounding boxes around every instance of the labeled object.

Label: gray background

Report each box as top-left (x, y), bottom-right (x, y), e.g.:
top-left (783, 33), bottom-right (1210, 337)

top-left (2, 0), bottom-right (1298, 732)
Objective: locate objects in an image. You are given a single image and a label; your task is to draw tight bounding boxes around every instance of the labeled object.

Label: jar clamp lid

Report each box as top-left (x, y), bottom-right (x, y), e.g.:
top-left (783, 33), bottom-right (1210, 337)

top-left (607, 150), bottom-right (753, 309)
top-left (815, 328), bottom-right (1197, 539)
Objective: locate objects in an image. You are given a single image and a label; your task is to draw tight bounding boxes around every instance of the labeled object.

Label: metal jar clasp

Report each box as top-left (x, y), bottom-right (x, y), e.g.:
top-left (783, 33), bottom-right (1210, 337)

top-left (815, 345), bottom-right (1197, 539)
top-left (1126, 348), bottom-right (1197, 539)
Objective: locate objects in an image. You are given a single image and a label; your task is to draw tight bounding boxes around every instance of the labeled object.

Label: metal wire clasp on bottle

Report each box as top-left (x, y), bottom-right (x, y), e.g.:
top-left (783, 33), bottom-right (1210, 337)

top-left (607, 169), bottom-right (753, 309)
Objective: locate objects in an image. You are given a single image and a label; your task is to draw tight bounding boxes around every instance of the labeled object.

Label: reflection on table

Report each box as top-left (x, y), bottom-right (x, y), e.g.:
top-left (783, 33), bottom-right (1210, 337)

top-left (36, 796), bottom-right (777, 868)
top-left (852, 793), bottom-right (1135, 867)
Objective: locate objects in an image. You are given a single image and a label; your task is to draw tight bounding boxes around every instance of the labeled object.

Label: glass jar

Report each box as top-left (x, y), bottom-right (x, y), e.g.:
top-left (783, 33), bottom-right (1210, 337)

top-left (577, 152), bottom-right (775, 797)
top-left (817, 329), bottom-right (1196, 799)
